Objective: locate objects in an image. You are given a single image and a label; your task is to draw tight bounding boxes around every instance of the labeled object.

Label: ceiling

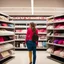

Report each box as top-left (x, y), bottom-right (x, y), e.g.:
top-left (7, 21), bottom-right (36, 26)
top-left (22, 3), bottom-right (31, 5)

top-left (0, 0), bottom-right (64, 15)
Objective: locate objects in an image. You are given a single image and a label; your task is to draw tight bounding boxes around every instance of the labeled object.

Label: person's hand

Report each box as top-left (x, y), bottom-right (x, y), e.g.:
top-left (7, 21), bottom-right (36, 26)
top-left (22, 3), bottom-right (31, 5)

top-left (23, 43), bottom-right (26, 47)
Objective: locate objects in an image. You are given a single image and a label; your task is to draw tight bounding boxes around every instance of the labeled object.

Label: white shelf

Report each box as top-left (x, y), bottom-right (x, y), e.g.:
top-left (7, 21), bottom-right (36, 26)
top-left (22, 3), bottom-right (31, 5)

top-left (47, 35), bottom-right (54, 37)
top-left (47, 21), bottom-right (64, 24)
top-left (54, 28), bottom-right (64, 30)
top-left (0, 40), bottom-right (15, 44)
top-left (15, 26), bottom-right (29, 28)
top-left (48, 43), bottom-right (64, 47)
top-left (0, 54), bottom-right (13, 61)
top-left (36, 26), bottom-right (46, 28)
top-left (54, 35), bottom-right (64, 37)
top-left (0, 33), bottom-right (14, 36)
top-left (15, 32), bottom-right (26, 34)
top-left (0, 12), bottom-right (9, 17)
top-left (0, 47), bottom-right (14, 53)
top-left (39, 39), bottom-right (47, 41)
top-left (15, 39), bottom-right (25, 41)
top-left (38, 32), bottom-right (47, 34)
top-left (47, 28), bottom-right (54, 30)
top-left (0, 26), bottom-right (14, 29)
top-left (37, 47), bottom-right (47, 49)
top-left (0, 20), bottom-right (14, 24)
top-left (15, 47), bottom-right (27, 49)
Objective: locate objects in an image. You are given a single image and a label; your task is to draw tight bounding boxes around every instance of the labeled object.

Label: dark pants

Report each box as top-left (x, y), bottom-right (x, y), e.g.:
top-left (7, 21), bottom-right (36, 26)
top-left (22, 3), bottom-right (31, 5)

top-left (26, 41), bottom-right (36, 64)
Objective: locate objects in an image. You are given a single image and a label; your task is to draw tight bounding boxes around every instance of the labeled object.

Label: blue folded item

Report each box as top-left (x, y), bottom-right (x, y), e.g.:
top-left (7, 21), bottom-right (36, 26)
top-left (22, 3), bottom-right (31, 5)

top-left (42, 41), bottom-right (47, 47)
top-left (8, 24), bottom-right (14, 27)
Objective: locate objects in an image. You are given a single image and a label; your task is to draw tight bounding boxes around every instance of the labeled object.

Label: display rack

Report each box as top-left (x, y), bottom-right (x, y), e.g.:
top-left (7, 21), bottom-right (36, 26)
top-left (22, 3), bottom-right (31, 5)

top-left (0, 13), bottom-right (15, 61)
top-left (11, 16), bottom-right (47, 50)
top-left (47, 15), bottom-right (64, 62)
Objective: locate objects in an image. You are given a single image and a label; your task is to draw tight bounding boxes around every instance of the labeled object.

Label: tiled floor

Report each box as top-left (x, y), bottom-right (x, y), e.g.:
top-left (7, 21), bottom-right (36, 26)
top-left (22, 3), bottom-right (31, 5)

top-left (4, 51), bottom-right (61, 64)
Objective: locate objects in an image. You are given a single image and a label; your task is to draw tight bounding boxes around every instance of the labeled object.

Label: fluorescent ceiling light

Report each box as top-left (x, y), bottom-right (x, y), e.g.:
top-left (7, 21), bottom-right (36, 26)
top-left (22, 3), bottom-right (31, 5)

top-left (31, 0), bottom-right (34, 15)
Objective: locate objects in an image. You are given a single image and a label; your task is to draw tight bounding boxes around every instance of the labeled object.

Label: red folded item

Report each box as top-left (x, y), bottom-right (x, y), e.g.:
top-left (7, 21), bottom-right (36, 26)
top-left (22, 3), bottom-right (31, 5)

top-left (0, 36), bottom-right (4, 42)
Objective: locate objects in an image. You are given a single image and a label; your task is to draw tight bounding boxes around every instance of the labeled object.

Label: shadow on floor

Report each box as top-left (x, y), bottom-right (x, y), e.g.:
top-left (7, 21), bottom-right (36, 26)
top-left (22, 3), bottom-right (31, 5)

top-left (47, 56), bottom-right (64, 64)
top-left (0, 56), bottom-right (15, 64)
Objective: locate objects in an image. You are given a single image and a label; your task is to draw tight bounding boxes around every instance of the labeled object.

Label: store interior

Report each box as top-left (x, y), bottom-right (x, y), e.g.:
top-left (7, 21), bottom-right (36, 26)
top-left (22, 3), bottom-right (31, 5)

top-left (0, 0), bottom-right (64, 64)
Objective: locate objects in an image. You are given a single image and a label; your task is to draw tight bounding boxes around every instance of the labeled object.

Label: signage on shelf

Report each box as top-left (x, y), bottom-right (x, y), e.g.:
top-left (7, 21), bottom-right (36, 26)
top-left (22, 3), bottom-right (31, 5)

top-left (11, 17), bottom-right (46, 20)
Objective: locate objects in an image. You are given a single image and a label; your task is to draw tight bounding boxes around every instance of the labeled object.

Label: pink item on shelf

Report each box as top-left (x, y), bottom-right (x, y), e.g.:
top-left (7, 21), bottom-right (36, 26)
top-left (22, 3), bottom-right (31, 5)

top-left (2, 23), bottom-right (8, 26)
top-left (38, 29), bottom-right (46, 32)
top-left (58, 40), bottom-right (64, 44)
top-left (54, 50), bottom-right (60, 56)
top-left (0, 37), bottom-right (4, 42)
top-left (16, 30), bottom-right (22, 32)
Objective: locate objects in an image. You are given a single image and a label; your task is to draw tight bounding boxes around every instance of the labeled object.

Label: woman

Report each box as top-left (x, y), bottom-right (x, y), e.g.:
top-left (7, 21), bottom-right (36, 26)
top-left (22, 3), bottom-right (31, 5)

top-left (24, 22), bottom-right (38, 64)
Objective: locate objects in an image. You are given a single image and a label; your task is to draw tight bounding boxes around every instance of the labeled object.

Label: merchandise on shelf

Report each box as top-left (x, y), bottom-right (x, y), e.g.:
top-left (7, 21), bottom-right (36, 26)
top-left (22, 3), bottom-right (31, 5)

top-left (54, 39), bottom-right (64, 44)
top-left (42, 41), bottom-right (47, 47)
top-left (54, 18), bottom-right (64, 22)
top-left (47, 25), bottom-right (53, 29)
top-left (60, 50), bottom-right (64, 57)
top-left (55, 24), bottom-right (64, 29)
top-left (47, 47), bottom-right (54, 53)
top-left (0, 16), bottom-right (8, 21)
top-left (1, 51), bottom-right (10, 57)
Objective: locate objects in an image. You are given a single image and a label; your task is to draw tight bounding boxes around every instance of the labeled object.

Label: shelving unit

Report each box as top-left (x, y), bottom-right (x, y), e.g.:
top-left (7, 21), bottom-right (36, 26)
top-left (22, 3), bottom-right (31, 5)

top-left (11, 16), bottom-right (47, 50)
top-left (47, 15), bottom-right (64, 62)
top-left (0, 13), bottom-right (15, 62)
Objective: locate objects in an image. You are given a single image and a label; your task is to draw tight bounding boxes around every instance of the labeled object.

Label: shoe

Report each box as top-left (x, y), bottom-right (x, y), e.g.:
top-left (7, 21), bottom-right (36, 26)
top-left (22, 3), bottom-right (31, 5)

top-left (29, 62), bottom-right (32, 64)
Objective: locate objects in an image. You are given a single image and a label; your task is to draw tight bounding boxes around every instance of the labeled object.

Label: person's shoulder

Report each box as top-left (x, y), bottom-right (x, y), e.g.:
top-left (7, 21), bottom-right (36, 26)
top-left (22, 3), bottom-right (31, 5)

top-left (27, 28), bottom-right (31, 31)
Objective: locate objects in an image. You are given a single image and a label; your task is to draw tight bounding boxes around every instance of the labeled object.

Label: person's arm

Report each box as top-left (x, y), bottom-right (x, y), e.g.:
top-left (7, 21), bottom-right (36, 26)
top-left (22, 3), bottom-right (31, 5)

top-left (36, 29), bottom-right (38, 46)
top-left (24, 28), bottom-right (29, 44)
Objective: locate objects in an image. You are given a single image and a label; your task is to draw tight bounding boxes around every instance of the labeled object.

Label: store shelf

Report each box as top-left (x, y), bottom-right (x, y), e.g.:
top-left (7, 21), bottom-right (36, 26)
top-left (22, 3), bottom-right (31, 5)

top-left (15, 26), bottom-right (29, 28)
top-left (0, 33), bottom-right (14, 36)
top-left (54, 35), bottom-right (64, 38)
top-left (15, 39), bottom-right (25, 41)
top-left (47, 28), bottom-right (54, 30)
top-left (0, 40), bottom-right (15, 44)
top-left (39, 39), bottom-right (47, 41)
top-left (38, 32), bottom-right (47, 34)
top-left (0, 54), bottom-right (13, 61)
top-left (15, 47), bottom-right (27, 49)
top-left (50, 53), bottom-right (64, 59)
top-left (0, 20), bottom-right (14, 24)
top-left (47, 43), bottom-right (64, 47)
top-left (0, 26), bottom-right (14, 29)
top-left (47, 21), bottom-right (64, 24)
top-left (47, 35), bottom-right (54, 37)
top-left (0, 47), bottom-right (14, 53)
top-left (36, 47), bottom-right (47, 49)
top-left (15, 32), bottom-right (26, 34)
top-left (36, 26), bottom-right (46, 28)
top-left (0, 12), bottom-right (9, 17)
top-left (54, 28), bottom-right (64, 30)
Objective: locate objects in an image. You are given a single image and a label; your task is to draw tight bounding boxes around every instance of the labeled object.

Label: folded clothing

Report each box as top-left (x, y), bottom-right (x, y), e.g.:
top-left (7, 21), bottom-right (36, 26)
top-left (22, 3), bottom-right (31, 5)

top-left (54, 39), bottom-right (64, 44)
top-left (55, 24), bottom-right (64, 29)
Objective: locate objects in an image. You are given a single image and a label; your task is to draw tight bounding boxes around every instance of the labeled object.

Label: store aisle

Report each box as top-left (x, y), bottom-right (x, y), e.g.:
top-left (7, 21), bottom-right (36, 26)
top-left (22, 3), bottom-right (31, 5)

top-left (4, 51), bottom-right (60, 64)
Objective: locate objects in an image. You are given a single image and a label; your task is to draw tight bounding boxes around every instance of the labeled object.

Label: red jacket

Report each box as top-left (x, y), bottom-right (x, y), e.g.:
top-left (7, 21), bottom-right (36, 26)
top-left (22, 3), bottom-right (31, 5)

top-left (25, 28), bottom-right (38, 45)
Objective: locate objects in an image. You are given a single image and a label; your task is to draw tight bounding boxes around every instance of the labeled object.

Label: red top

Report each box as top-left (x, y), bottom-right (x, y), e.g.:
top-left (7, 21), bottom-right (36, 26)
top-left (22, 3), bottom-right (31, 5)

top-left (25, 28), bottom-right (38, 45)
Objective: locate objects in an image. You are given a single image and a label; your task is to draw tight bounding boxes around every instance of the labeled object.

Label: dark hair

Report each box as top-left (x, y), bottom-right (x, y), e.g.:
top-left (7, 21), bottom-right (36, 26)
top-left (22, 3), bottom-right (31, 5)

top-left (30, 22), bottom-right (36, 33)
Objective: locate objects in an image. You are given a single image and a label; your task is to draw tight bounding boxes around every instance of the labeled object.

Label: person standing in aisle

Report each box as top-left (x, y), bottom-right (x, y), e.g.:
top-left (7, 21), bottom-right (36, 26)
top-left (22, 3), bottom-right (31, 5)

top-left (24, 22), bottom-right (38, 64)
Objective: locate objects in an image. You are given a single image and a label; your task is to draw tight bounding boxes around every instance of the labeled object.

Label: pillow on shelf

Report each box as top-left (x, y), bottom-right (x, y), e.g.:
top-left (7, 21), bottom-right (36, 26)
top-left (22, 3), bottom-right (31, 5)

top-left (54, 50), bottom-right (61, 56)
top-left (47, 47), bottom-right (54, 53)
top-left (60, 51), bottom-right (64, 57)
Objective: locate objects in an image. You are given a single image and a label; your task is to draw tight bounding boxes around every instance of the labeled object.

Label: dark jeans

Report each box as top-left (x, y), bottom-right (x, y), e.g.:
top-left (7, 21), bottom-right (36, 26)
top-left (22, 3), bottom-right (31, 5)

top-left (26, 40), bottom-right (36, 64)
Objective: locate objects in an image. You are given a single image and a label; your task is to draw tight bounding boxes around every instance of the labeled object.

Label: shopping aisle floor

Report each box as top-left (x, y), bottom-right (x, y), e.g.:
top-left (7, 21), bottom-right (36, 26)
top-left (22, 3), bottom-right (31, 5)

top-left (4, 51), bottom-right (61, 64)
